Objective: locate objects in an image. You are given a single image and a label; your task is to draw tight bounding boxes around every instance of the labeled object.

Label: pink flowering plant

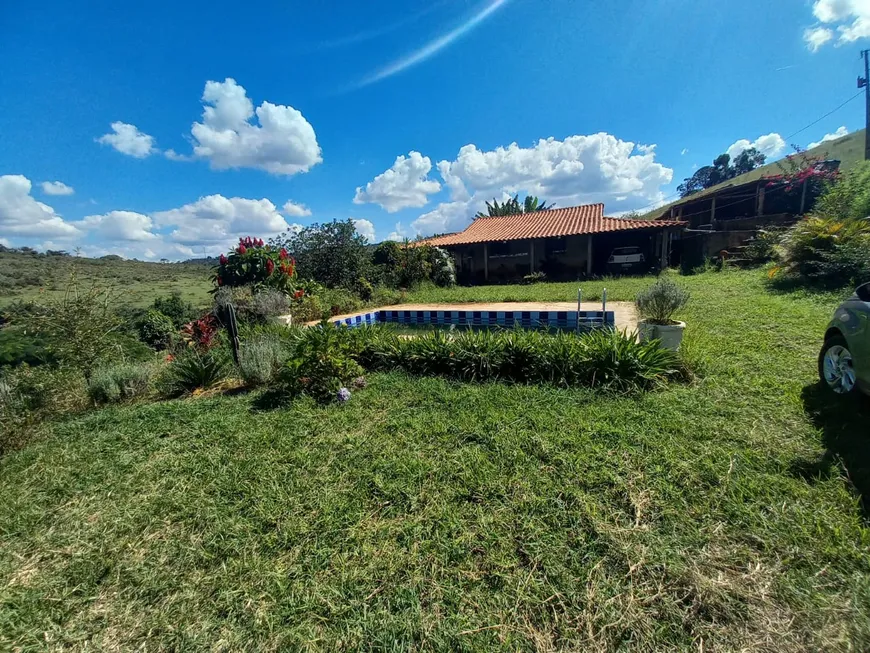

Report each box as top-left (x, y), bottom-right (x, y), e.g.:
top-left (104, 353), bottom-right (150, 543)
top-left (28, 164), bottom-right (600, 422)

top-left (764, 150), bottom-right (840, 197)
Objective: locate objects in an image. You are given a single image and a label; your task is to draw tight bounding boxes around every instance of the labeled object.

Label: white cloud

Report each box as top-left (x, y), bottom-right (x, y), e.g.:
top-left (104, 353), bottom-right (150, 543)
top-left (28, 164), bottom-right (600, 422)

top-left (637, 143), bottom-right (656, 154)
top-left (354, 151), bottom-right (442, 212)
top-left (164, 149), bottom-right (193, 162)
top-left (357, 0), bottom-right (511, 87)
top-left (282, 200), bottom-right (312, 217)
top-left (814, 0), bottom-right (857, 22)
top-left (0, 237), bottom-right (10, 248)
top-left (81, 210), bottom-right (158, 241)
top-left (0, 175), bottom-right (80, 239)
top-left (189, 78), bottom-right (322, 176)
top-left (408, 133), bottom-right (673, 236)
top-left (153, 194), bottom-right (292, 250)
top-left (726, 133), bottom-right (786, 160)
top-left (353, 218), bottom-right (376, 242)
top-left (808, 125), bottom-right (849, 149)
top-left (386, 222), bottom-right (410, 241)
top-left (804, 26), bottom-right (835, 50)
top-left (40, 181), bottom-right (75, 196)
top-left (97, 122), bottom-right (156, 158)
top-left (680, 148), bottom-right (689, 156)
top-left (804, 0), bottom-right (870, 49)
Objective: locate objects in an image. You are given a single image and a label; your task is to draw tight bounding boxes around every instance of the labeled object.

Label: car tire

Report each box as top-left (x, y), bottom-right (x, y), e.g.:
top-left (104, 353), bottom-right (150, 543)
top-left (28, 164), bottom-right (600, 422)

top-left (818, 334), bottom-right (859, 396)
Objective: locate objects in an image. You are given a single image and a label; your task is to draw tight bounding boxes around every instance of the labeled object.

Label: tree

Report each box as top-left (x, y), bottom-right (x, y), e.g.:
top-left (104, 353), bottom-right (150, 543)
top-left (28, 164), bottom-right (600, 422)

top-left (677, 148), bottom-right (767, 197)
top-left (270, 219), bottom-right (371, 290)
top-left (732, 148), bottom-right (766, 176)
top-left (475, 194), bottom-right (552, 218)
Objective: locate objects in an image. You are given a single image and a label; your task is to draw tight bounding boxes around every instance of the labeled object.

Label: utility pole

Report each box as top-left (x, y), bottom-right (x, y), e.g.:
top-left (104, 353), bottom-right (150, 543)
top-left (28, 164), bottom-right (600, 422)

top-left (861, 49), bottom-right (870, 160)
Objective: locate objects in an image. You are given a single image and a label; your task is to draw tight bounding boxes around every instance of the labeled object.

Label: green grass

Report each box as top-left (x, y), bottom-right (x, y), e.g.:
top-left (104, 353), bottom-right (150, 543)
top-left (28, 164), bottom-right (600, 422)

top-left (0, 251), bottom-right (213, 309)
top-left (2, 269), bottom-right (869, 651)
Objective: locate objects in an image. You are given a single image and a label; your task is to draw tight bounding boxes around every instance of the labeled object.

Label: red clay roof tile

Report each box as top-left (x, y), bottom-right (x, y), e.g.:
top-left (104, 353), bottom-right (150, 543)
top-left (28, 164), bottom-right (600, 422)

top-left (413, 204), bottom-right (685, 247)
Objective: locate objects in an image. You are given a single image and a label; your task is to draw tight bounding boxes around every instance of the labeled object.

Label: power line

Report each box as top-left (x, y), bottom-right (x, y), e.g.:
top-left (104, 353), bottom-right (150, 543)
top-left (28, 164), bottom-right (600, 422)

top-left (634, 89), bottom-right (863, 217)
top-left (784, 90), bottom-right (863, 142)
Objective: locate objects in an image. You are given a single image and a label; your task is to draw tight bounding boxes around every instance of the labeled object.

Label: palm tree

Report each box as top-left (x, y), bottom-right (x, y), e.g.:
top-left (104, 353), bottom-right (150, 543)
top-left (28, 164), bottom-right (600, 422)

top-left (474, 195), bottom-right (553, 219)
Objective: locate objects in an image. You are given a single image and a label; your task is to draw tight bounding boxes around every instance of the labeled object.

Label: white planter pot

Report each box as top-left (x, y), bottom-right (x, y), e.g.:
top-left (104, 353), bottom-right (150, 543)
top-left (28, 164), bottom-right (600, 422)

top-left (638, 321), bottom-right (685, 351)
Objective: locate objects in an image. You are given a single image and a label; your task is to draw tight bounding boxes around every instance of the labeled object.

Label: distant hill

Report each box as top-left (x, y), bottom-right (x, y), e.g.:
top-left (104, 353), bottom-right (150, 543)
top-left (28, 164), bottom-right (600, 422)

top-left (643, 129), bottom-right (866, 219)
top-left (0, 250), bottom-right (213, 309)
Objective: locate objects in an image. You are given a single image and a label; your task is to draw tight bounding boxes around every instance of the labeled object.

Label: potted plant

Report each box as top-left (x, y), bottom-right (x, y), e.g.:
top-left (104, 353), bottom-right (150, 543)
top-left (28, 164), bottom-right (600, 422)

top-left (636, 278), bottom-right (689, 351)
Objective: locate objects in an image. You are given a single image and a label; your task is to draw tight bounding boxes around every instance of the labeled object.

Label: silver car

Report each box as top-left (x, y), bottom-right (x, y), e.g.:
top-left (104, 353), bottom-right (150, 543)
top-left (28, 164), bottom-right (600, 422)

top-left (819, 282), bottom-right (870, 396)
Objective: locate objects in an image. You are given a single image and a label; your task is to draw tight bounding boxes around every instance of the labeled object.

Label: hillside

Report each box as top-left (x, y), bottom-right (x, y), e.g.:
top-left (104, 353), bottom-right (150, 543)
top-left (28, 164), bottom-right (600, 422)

top-left (643, 128), bottom-right (866, 219)
top-left (0, 250), bottom-right (213, 308)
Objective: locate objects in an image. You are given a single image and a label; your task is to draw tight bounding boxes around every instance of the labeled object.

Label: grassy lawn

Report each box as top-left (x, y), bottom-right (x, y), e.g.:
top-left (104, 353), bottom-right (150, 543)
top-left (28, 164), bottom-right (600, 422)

top-left (1, 269), bottom-right (869, 651)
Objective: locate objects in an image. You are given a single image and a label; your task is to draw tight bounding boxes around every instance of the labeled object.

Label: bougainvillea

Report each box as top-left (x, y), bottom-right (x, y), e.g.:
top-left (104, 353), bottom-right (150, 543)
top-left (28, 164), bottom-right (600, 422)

top-left (764, 151), bottom-right (840, 194)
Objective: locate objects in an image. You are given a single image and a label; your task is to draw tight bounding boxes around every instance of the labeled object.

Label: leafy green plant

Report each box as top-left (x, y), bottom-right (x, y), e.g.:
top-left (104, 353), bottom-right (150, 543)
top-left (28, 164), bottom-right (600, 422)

top-left (350, 325), bottom-right (683, 392)
top-left (777, 216), bottom-right (870, 284)
top-left (87, 362), bottom-right (155, 404)
top-left (579, 328), bottom-right (682, 392)
top-left (157, 349), bottom-right (229, 397)
top-left (138, 309), bottom-right (176, 350)
top-left (276, 324), bottom-right (364, 403)
top-left (636, 278), bottom-right (690, 325)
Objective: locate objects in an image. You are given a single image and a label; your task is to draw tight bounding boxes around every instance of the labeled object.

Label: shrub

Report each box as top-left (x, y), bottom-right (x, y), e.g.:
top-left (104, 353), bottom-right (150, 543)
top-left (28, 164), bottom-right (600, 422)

top-left (777, 216), bottom-right (870, 285)
top-left (372, 241), bottom-right (455, 288)
top-left (21, 278), bottom-right (123, 379)
top-left (291, 294), bottom-right (328, 324)
top-left (87, 362), bottom-right (154, 404)
top-left (742, 229), bottom-right (783, 264)
top-left (237, 333), bottom-right (288, 386)
top-left (429, 247), bottom-right (456, 287)
top-left (138, 309), bottom-right (176, 350)
top-left (813, 159), bottom-right (870, 221)
top-left (321, 288), bottom-right (363, 317)
top-left (156, 348), bottom-right (229, 397)
top-left (370, 286), bottom-right (404, 307)
top-left (214, 236), bottom-right (303, 294)
top-left (152, 292), bottom-right (198, 328)
top-left (250, 289), bottom-right (290, 324)
top-left (271, 220), bottom-right (371, 291)
top-left (355, 277), bottom-right (374, 302)
top-left (276, 324), bottom-right (364, 403)
top-left (636, 278), bottom-right (690, 325)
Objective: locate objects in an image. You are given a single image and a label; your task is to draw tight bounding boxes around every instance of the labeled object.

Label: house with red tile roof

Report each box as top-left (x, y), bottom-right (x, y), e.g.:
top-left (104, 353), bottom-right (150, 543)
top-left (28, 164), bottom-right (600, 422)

top-left (414, 203), bottom-right (685, 283)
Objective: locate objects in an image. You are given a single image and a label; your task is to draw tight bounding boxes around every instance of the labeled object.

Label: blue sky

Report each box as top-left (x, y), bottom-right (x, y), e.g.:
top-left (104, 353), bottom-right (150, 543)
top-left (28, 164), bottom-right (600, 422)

top-left (1, 0), bottom-right (868, 259)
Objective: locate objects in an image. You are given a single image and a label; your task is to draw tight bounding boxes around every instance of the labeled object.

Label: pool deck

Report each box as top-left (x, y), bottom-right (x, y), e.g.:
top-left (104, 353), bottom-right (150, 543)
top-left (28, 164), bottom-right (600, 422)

top-left (306, 302), bottom-right (637, 332)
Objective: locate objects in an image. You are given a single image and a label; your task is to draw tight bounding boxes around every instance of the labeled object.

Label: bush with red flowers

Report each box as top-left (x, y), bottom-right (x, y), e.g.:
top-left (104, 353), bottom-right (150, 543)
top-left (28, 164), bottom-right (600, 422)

top-left (213, 236), bottom-right (305, 296)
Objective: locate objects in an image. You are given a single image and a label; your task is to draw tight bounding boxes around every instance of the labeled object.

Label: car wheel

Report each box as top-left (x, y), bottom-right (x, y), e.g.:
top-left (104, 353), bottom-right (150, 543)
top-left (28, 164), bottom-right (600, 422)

top-left (819, 335), bottom-right (859, 395)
